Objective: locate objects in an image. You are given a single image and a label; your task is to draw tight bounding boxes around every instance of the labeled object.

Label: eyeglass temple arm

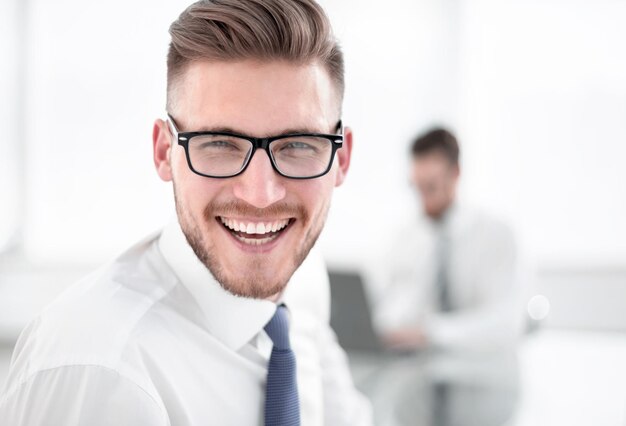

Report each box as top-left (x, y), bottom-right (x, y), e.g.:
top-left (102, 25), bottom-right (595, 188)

top-left (166, 113), bottom-right (180, 138)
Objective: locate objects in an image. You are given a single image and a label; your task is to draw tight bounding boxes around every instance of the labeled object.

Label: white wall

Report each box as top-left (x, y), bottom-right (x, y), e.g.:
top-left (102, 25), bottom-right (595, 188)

top-left (317, 0), bottom-right (462, 266)
top-left (5, 0), bottom-right (626, 274)
top-left (458, 0), bottom-right (626, 268)
top-left (21, 0), bottom-right (190, 263)
top-left (321, 0), bottom-right (626, 273)
top-left (0, 0), bottom-right (21, 251)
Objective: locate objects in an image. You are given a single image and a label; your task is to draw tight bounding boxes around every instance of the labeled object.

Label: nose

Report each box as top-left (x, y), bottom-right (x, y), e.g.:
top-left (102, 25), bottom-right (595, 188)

top-left (232, 150), bottom-right (287, 208)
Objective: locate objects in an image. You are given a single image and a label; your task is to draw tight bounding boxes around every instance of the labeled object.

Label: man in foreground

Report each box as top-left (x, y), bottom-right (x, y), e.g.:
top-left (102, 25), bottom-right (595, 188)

top-left (0, 1), bottom-right (371, 424)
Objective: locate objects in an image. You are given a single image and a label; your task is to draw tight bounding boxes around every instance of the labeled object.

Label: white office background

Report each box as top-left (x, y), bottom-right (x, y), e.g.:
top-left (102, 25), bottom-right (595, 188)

top-left (1, 0), bottom-right (626, 424)
top-left (1, 0), bottom-right (625, 271)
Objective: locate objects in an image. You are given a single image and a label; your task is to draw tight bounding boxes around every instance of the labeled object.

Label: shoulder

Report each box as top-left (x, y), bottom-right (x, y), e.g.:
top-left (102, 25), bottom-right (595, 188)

top-left (455, 207), bottom-right (517, 257)
top-left (3, 233), bottom-right (181, 402)
top-left (456, 206), bottom-right (514, 238)
top-left (0, 363), bottom-right (168, 425)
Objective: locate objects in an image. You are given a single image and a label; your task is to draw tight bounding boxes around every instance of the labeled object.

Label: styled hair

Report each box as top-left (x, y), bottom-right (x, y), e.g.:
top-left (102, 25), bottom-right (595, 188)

top-left (166, 0), bottom-right (344, 110)
top-left (410, 127), bottom-right (460, 165)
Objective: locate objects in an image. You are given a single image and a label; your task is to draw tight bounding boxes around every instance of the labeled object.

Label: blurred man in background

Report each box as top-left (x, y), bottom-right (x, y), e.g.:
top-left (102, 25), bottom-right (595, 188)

top-left (376, 128), bottom-right (523, 352)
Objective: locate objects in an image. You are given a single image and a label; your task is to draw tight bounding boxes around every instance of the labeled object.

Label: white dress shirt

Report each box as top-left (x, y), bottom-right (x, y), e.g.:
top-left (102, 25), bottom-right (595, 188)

top-left (0, 219), bottom-right (372, 425)
top-left (375, 204), bottom-right (525, 351)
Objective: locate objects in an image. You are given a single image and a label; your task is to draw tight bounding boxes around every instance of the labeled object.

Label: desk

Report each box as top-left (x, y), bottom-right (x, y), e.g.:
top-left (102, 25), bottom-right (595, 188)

top-left (348, 330), bottom-right (626, 426)
top-left (349, 349), bottom-right (519, 426)
top-left (0, 345), bottom-right (11, 393)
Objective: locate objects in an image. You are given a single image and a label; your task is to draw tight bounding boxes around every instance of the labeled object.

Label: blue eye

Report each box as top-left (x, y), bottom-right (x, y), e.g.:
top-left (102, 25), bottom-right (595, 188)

top-left (281, 141), bottom-right (316, 151)
top-left (199, 140), bottom-right (233, 149)
top-left (195, 140), bottom-right (248, 153)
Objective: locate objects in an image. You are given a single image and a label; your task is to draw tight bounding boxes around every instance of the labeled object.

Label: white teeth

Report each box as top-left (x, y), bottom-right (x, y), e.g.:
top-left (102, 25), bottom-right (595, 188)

top-left (220, 217), bottom-right (290, 237)
top-left (234, 234), bottom-right (279, 245)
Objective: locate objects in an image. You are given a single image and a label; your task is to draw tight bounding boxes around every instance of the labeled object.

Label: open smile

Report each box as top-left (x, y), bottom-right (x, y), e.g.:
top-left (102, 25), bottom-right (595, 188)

top-left (217, 216), bottom-right (294, 246)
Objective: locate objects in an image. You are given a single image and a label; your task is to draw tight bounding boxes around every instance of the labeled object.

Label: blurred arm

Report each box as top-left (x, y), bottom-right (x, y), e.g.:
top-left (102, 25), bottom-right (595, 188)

top-left (373, 228), bottom-right (432, 335)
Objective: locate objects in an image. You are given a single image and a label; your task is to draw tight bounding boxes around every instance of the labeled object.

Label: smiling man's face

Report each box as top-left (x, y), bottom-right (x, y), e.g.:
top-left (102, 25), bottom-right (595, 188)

top-left (152, 60), bottom-right (351, 299)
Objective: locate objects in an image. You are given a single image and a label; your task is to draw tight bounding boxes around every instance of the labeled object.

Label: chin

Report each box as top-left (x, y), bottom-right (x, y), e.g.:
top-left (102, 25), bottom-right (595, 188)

top-left (174, 185), bottom-right (328, 299)
top-left (221, 268), bottom-right (291, 299)
top-left (182, 212), bottom-right (322, 300)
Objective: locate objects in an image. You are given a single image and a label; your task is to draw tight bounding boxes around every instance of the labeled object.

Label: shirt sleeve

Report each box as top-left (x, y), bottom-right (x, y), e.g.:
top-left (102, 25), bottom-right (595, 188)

top-left (425, 222), bottom-right (525, 350)
top-left (319, 323), bottom-right (373, 426)
top-left (0, 365), bottom-right (169, 426)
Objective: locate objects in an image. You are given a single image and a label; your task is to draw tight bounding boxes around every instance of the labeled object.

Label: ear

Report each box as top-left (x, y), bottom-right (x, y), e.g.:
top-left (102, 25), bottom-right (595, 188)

top-left (334, 126), bottom-right (352, 187)
top-left (153, 118), bottom-right (173, 182)
top-left (451, 163), bottom-right (460, 180)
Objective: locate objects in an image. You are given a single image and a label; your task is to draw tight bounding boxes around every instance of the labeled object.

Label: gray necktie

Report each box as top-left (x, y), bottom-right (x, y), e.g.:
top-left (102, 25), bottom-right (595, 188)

top-left (436, 226), bottom-right (453, 312)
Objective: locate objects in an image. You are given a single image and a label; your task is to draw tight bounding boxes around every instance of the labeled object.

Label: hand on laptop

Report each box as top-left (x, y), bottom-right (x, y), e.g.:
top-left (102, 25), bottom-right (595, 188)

top-left (381, 326), bottom-right (429, 352)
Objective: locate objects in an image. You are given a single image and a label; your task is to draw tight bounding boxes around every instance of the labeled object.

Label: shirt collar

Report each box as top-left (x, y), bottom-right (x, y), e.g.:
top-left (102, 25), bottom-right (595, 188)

top-left (424, 201), bottom-right (459, 230)
top-left (158, 217), bottom-right (277, 351)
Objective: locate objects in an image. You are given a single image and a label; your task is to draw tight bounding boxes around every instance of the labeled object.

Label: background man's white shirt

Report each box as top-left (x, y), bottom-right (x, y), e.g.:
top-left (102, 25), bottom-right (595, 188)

top-left (375, 204), bottom-right (525, 351)
top-left (0, 219), bottom-right (372, 425)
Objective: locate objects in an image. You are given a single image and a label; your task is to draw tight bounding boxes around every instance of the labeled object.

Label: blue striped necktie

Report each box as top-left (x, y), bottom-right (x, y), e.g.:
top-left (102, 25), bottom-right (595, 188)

top-left (264, 305), bottom-right (300, 426)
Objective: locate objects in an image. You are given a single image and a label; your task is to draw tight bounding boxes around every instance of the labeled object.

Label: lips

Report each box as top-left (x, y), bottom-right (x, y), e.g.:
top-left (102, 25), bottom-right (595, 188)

top-left (218, 216), bottom-right (292, 246)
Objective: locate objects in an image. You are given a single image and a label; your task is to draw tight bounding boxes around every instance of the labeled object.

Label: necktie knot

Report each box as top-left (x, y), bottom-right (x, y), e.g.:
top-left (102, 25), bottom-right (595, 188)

top-left (264, 305), bottom-right (291, 350)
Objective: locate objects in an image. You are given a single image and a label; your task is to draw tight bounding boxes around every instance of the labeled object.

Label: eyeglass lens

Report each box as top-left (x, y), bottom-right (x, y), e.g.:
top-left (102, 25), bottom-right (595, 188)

top-left (187, 134), bottom-right (334, 178)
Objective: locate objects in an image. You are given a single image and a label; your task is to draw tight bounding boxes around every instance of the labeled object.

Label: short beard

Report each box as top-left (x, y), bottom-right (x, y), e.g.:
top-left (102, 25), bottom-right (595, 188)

top-left (173, 187), bottom-right (329, 299)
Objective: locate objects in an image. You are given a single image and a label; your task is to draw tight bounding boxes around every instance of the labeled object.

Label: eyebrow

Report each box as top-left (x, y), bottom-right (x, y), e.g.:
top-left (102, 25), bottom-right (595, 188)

top-left (169, 114), bottom-right (341, 136)
top-left (192, 125), bottom-right (333, 136)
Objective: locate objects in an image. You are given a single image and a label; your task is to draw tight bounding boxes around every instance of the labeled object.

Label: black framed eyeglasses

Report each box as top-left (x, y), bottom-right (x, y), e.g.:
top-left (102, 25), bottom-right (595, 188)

top-left (166, 114), bottom-right (344, 179)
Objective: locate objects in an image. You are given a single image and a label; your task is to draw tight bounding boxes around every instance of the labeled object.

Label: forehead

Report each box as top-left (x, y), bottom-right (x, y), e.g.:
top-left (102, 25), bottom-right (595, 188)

top-left (172, 60), bottom-right (340, 135)
top-left (413, 152), bottom-right (455, 174)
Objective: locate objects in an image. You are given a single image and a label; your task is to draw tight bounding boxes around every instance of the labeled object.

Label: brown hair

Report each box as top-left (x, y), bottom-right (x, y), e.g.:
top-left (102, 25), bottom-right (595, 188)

top-left (166, 0), bottom-right (344, 110)
top-left (411, 127), bottom-right (460, 166)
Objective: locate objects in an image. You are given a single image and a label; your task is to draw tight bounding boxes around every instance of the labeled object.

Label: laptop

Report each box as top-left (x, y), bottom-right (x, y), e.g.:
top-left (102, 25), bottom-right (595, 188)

top-left (328, 270), bottom-right (387, 353)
